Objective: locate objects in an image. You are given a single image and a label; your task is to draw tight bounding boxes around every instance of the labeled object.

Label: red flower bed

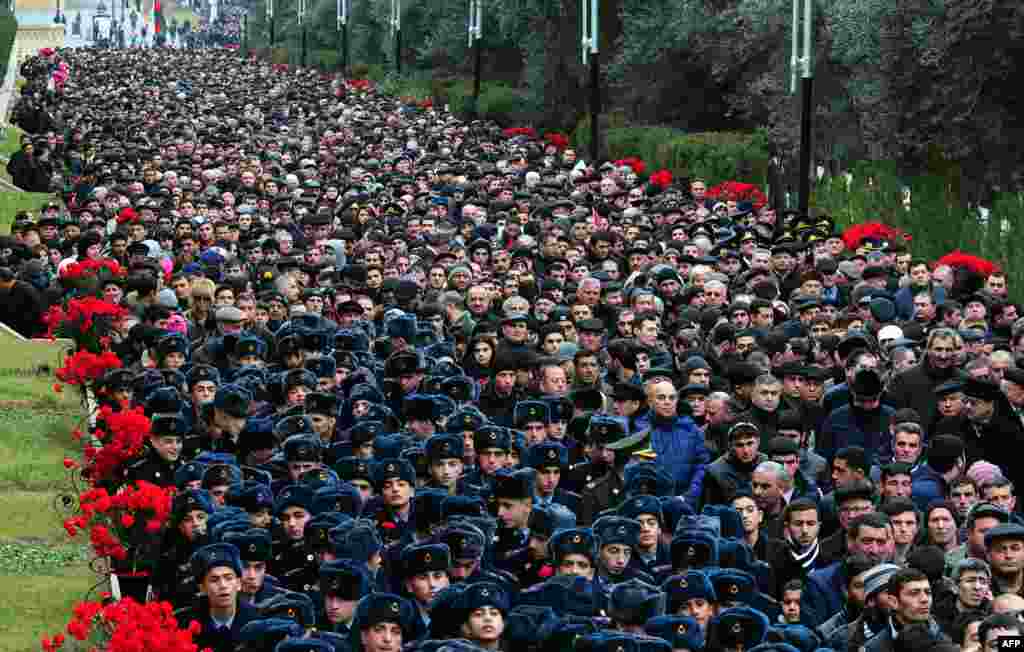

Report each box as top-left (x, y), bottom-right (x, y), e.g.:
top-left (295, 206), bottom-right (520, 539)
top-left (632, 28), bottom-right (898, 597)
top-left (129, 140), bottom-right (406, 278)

top-left (42, 597), bottom-right (210, 652)
top-left (60, 259), bottom-right (126, 281)
top-left (64, 481), bottom-right (174, 560)
top-left (83, 406), bottom-right (153, 484)
top-left (705, 180), bottom-right (768, 209)
top-left (55, 350), bottom-right (123, 387)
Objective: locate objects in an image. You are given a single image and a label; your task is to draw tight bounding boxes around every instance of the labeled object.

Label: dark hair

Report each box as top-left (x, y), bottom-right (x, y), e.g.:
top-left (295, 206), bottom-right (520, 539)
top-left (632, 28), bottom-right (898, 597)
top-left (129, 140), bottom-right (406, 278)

top-left (886, 567), bottom-right (928, 597)
top-left (782, 578), bottom-right (803, 595)
top-left (842, 554), bottom-right (876, 586)
top-left (979, 613), bottom-right (1022, 647)
top-left (982, 475), bottom-right (1015, 497)
top-left (881, 462), bottom-right (914, 483)
top-left (835, 446), bottom-right (870, 475)
top-left (848, 512), bottom-right (890, 540)
top-left (952, 610), bottom-right (988, 646)
top-left (783, 498), bottom-right (820, 524)
top-left (880, 498), bottom-right (917, 520)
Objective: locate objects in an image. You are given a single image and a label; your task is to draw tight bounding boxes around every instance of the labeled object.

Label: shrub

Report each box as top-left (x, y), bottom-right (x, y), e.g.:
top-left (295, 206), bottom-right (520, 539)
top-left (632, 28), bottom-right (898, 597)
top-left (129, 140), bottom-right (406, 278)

top-left (0, 11), bottom-right (16, 86)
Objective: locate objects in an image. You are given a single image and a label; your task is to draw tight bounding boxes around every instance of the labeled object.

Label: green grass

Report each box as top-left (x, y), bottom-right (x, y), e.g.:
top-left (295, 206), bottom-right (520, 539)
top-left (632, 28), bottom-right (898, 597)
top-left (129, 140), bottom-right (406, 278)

top-left (0, 125), bottom-right (23, 158)
top-left (0, 335), bottom-right (89, 652)
top-left (0, 191), bottom-right (57, 232)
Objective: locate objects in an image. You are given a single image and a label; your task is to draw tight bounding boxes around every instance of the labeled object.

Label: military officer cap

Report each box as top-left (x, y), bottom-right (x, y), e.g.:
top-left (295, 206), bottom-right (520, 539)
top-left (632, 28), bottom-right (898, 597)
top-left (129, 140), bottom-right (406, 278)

top-left (235, 334), bottom-right (267, 359)
top-left (492, 468), bottom-right (536, 501)
top-left (187, 364), bottom-right (220, 388)
top-left (156, 333), bottom-right (190, 357)
top-left (670, 531), bottom-right (720, 570)
top-left (514, 400), bottom-right (551, 427)
top-left (282, 434), bottom-right (321, 462)
top-left (274, 637), bottom-right (334, 652)
top-left (525, 441), bottom-right (568, 471)
top-left (320, 558), bottom-right (371, 600)
top-left (334, 456), bottom-right (373, 483)
top-left (235, 483), bottom-right (274, 513)
top-left (214, 384), bottom-right (252, 418)
top-left (425, 434), bottom-right (464, 464)
top-left (624, 463), bottom-right (675, 497)
top-left (175, 462), bottom-right (207, 490)
top-left (404, 393), bottom-right (440, 422)
top-left (528, 503), bottom-right (577, 539)
top-left (201, 462), bottom-right (239, 487)
top-left (447, 407), bottom-right (487, 433)
top-left (664, 570), bottom-right (717, 614)
top-left (304, 355), bottom-right (336, 379)
top-left (460, 581), bottom-right (510, 615)
top-left (223, 528), bottom-right (272, 562)
top-left (300, 466), bottom-right (339, 492)
top-left (548, 528), bottom-right (597, 564)
top-left (441, 495), bottom-right (487, 521)
top-left (275, 414), bottom-right (313, 441)
top-left (708, 606), bottom-right (770, 651)
top-left (209, 516), bottom-right (251, 543)
top-left (473, 425), bottom-right (511, 453)
top-left (100, 368), bottom-right (134, 392)
top-left (283, 368), bottom-right (317, 392)
top-left (702, 504), bottom-right (745, 540)
top-left (330, 522), bottom-right (383, 563)
top-left (273, 484), bottom-right (315, 516)
top-left (373, 457), bottom-right (416, 490)
top-left (304, 391), bottom-right (339, 417)
top-left (259, 591), bottom-right (318, 629)
top-left (440, 375), bottom-right (478, 403)
top-left (593, 515), bottom-right (642, 549)
top-left (386, 350), bottom-right (427, 377)
top-left (619, 495), bottom-right (664, 524)
top-left (574, 633), bottom-right (638, 652)
top-left (547, 396), bottom-right (575, 423)
top-left (435, 525), bottom-right (486, 561)
top-left (354, 593), bottom-right (415, 632)
top-left (190, 542), bottom-right (243, 580)
top-left (708, 568), bottom-right (756, 606)
top-left (349, 420), bottom-right (386, 446)
top-left (644, 616), bottom-right (703, 652)
top-left (237, 619), bottom-right (303, 652)
top-left (587, 415), bottom-right (628, 447)
top-left (150, 412), bottom-right (188, 438)
top-left (608, 578), bottom-right (665, 626)
top-left (313, 483), bottom-right (363, 517)
top-left (306, 512), bottom-right (352, 549)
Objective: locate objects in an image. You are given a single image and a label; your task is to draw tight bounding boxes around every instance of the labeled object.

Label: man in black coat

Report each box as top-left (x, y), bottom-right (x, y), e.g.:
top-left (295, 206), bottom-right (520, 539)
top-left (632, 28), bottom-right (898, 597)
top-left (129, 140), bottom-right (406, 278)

top-left (0, 266), bottom-right (45, 337)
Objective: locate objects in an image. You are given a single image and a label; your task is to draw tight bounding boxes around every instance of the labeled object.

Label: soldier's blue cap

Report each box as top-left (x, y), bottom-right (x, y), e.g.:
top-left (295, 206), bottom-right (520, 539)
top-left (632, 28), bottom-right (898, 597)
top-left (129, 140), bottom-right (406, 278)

top-left (619, 495), bottom-right (663, 523)
top-left (206, 506), bottom-right (247, 534)
top-left (209, 517), bottom-right (251, 543)
top-left (320, 558), bottom-right (371, 600)
top-left (274, 637), bottom-right (335, 652)
top-left (373, 434), bottom-right (411, 461)
top-left (708, 568), bottom-right (756, 605)
top-left (515, 400), bottom-right (551, 426)
top-left (401, 543), bottom-right (452, 578)
top-left (236, 335), bottom-right (268, 359)
top-left (305, 355), bottom-right (336, 379)
top-left (633, 637), bottom-right (672, 652)
top-left (305, 391), bottom-right (339, 416)
top-left (574, 632), bottom-right (637, 652)
top-left (175, 461), bottom-right (206, 489)
top-left (172, 488), bottom-right (214, 522)
top-left (702, 504), bottom-right (744, 541)
top-left (473, 425), bottom-right (510, 453)
top-left (624, 462), bottom-right (674, 498)
top-left (259, 591), bottom-right (317, 629)
top-left (333, 456), bottom-right (373, 482)
top-left (435, 525), bottom-right (486, 560)
top-left (460, 581), bottom-right (510, 614)
top-left (237, 618), bottom-right (304, 650)
top-left (353, 593), bottom-right (415, 630)
top-left (766, 624), bottom-right (819, 652)
top-left (518, 575), bottom-right (599, 617)
top-left (275, 414), bottom-right (314, 441)
top-left (306, 512), bottom-right (352, 550)
top-left (202, 463), bottom-right (241, 488)
top-left (542, 618), bottom-right (599, 652)
top-left (447, 407), bottom-right (487, 433)
top-left (709, 607), bottom-right (770, 651)
top-left (528, 503), bottom-right (577, 538)
top-left (427, 585), bottom-right (470, 639)
top-left (283, 434), bottom-right (322, 462)
top-left (440, 494), bottom-right (487, 521)
top-left (373, 457), bottom-right (416, 490)
top-left (235, 483), bottom-right (274, 512)
top-left (670, 531), bottom-right (719, 569)
top-left (223, 528), bottom-right (273, 562)
top-left (593, 515), bottom-right (642, 548)
top-left (214, 383), bottom-right (252, 418)
top-left (526, 442), bottom-right (568, 470)
top-left (607, 578), bottom-right (665, 625)
top-left (313, 483), bottom-right (363, 517)
top-left (330, 522), bottom-right (382, 562)
top-left (645, 615), bottom-right (704, 652)
top-left (300, 467), bottom-right (340, 492)
top-left (273, 484), bottom-right (315, 516)
top-left (151, 412), bottom-right (188, 438)
top-left (425, 434), bottom-right (464, 463)
top-left (748, 644), bottom-right (800, 652)
top-left (548, 528), bottom-right (597, 563)
top-left (190, 542), bottom-right (242, 580)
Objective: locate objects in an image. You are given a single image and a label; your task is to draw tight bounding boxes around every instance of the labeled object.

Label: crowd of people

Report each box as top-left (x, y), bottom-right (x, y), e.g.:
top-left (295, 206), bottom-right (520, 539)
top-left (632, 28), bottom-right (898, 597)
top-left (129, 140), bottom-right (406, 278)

top-left (5, 45), bottom-right (1024, 652)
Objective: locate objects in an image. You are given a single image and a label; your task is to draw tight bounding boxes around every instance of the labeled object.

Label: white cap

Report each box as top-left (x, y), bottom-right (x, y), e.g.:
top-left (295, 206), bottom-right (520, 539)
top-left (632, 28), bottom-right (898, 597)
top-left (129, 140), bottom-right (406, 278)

top-left (878, 325), bottom-right (904, 343)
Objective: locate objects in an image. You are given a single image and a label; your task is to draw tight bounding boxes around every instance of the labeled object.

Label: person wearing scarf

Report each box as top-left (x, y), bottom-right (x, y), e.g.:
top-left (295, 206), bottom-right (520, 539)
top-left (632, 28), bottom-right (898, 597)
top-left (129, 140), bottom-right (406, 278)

top-left (768, 497), bottom-right (828, 598)
top-left (828, 563), bottom-right (902, 652)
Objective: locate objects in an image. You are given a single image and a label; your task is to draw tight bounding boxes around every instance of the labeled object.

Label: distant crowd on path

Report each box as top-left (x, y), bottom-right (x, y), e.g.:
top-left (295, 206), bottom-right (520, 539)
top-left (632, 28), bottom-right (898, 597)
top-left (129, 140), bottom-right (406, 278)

top-left (5, 45), bottom-right (1024, 652)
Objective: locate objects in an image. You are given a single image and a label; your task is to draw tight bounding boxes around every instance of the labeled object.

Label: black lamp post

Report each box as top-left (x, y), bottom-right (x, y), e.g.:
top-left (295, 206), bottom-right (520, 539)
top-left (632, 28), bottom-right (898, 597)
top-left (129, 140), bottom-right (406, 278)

top-left (337, 0), bottom-right (347, 74)
top-left (298, 0), bottom-right (306, 67)
top-left (792, 0), bottom-right (815, 215)
top-left (581, 0), bottom-right (599, 164)
top-left (267, 0), bottom-right (275, 50)
top-left (468, 0), bottom-right (482, 117)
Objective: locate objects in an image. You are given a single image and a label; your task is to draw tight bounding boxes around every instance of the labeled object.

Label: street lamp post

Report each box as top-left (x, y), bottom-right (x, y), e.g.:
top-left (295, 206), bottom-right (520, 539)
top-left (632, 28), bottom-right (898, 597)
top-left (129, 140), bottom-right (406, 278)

top-left (241, 11), bottom-right (247, 55)
top-left (298, 0), bottom-right (307, 67)
top-left (337, 0), bottom-right (347, 74)
top-left (468, 0), bottom-right (482, 117)
top-left (391, 0), bottom-right (401, 74)
top-left (581, 0), bottom-right (599, 164)
top-left (792, 0), bottom-right (815, 216)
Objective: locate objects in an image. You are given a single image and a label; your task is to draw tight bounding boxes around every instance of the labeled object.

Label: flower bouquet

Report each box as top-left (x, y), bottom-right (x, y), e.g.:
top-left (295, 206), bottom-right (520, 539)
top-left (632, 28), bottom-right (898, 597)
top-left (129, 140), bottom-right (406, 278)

top-left (41, 597), bottom-right (210, 652)
top-left (45, 296), bottom-right (128, 355)
top-left (79, 405), bottom-right (153, 486)
top-left (58, 258), bottom-right (125, 295)
top-left (705, 180), bottom-right (769, 210)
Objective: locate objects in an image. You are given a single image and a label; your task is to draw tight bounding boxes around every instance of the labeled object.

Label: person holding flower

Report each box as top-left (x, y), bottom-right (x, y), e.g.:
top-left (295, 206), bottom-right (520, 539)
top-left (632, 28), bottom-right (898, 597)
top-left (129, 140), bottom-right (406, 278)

top-left (123, 412), bottom-right (184, 489)
top-left (154, 488), bottom-right (214, 607)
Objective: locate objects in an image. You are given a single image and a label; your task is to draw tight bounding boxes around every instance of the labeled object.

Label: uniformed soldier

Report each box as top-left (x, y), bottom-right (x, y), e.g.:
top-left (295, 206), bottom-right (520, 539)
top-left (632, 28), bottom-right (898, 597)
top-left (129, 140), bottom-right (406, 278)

top-left (577, 415), bottom-right (630, 525)
top-left (398, 542), bottom-right (451, 635)
top-left (349, 593), bottom-right (416, 652)
top-left (202, 463), bottom-right (240, 507)
top-left (491, 469), bottom-right (535, 572)
top-left (524, 440), bottom-right (580, 513)
top-left (269, 484), bottom-right (316, 585)
top-left (619, 494), bottom-right (673, 581)
top-left (174, 542), bottom-right (260, 652)
top-left (230, 483), bottom-right (274, 529)
top-left (235, 618), bottom-right (304, 652)
top-left (273, 434), bottom-right (323, 495)
top-left (305, 392), bottom-right (339, 445)
top-left (404, 393), bottom-right (441, 440)
top-left (185, 384), bottom-right (252, 457)
top-left (644, 615), bottom-right (704, 652)
top-left (446, 406), bottom-right (488, 471)
top-left (515, 503), bottom-right (576, 588)
top-left (458, 581), bottom-right (509, 650)
top-left (319, 558), bottom-right (371, 635)
top-left (372, 458), bottom-right (418, 544)
top-left (515, 400), bottom-right (552, 447)
top-left (334, 456), bottom-right (375, 504)
top-left (273, 636), bottom-right (335, 652)
top-left (305, 355), bottom-right (337, 393)
top-left (607, 578), bottom-right (665, 634)
top-left (663, 570), bottom-right (717, 632)
top-left (593, 516), bottom-right (655, 585)
top-left (124, 411), bottom-right (186, 488)
top-left (708, 568), bottom-right (781, 622)
top-left (154, 488), bottom-right (215, 607)
top-left (549, 528), bottom-right (598, 581)
top-left (222, 528), bottom-right (287, 605)
top-left (175, 461), bottom-right (207, 491)
top-left (423, 433), bottom-right (479, 497)
top-left (464, 425), bottom-right (511, 490)
top-left (235, 334), bottom-right (268, 368)
top-left (704, 605), bottom-right (771, 652)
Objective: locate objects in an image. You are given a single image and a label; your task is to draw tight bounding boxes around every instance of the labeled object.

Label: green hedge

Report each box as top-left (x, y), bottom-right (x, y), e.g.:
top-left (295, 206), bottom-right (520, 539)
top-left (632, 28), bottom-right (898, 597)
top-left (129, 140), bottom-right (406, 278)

top-left (572, 119), bottom-right (770, 183)
top-left (0, 11), bottom-right (17, 87)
